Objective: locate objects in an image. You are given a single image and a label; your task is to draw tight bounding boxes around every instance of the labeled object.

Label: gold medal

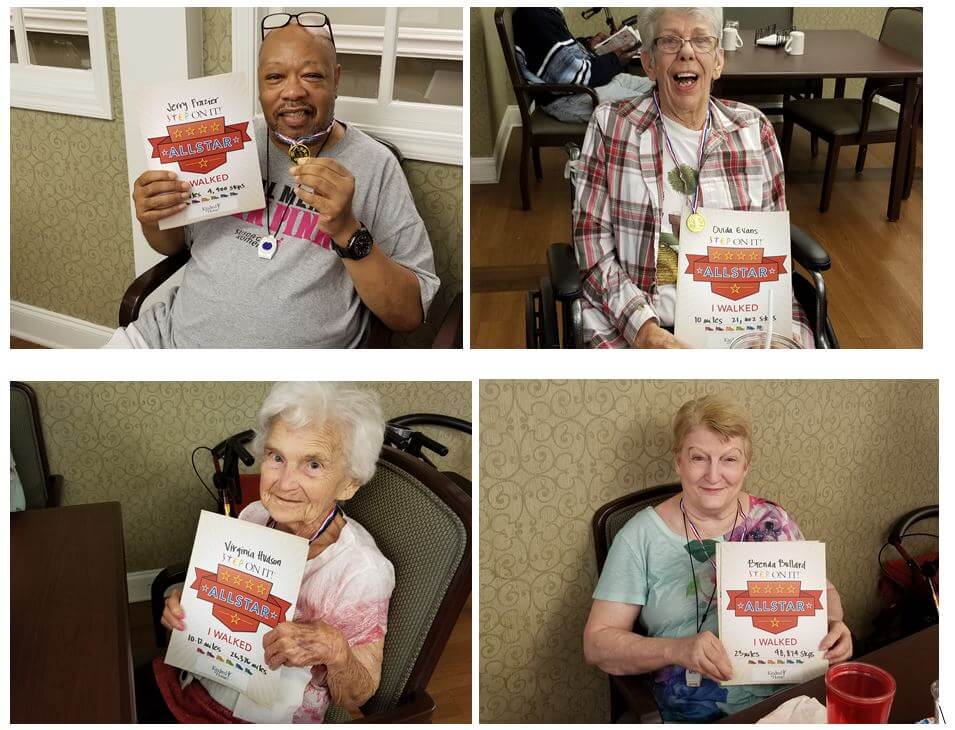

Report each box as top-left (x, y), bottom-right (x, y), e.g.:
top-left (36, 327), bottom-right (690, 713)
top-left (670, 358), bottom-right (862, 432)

top-left (686, 212), bottom-right (706, 233)
top-left (288, 143), bottom-right (310, 163)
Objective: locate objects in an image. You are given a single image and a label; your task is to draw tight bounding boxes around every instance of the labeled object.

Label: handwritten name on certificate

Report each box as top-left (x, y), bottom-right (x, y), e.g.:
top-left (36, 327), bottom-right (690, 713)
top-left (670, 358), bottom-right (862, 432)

top-left (674, 207), bottom-right (793, 348)
top-left (717, 541), bottom-right (828, 685)
top-left (164, 511), bottom-right (308, 708)
top-left (137, 73), bottom-right (265, 230)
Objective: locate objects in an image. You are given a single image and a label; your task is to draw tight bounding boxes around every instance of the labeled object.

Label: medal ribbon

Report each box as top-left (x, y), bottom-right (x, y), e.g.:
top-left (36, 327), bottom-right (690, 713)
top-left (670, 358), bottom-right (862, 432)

top-left (269, 116), bottom-right (336, 148)
top-left (267, 503), bottom-right (340, 544)
top-left (652, 92), bottom-right (712, 213)
top-left (680, 497), bottom-right (745, 572)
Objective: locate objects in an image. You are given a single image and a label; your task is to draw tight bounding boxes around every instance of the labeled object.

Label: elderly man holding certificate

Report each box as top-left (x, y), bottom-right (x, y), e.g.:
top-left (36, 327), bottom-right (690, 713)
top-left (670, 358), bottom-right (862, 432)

top-left (583, 395), bottom-right (851, 722)
top-left (110, 11), bottom-right (438, 348)
top-left (573, 6), bottom-right (812, 349)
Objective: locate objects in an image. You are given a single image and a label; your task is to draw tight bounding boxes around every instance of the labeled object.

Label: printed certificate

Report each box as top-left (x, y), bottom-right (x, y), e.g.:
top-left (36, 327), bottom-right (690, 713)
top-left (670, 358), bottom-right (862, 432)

top-left (717, 541), bottom-right (829, 685)
top-left (164, 511), bottom-right (309, 708)
top-left (137, 72), bottom-right (265, 230)
top-left (674, 207), bottom-right (793, 348)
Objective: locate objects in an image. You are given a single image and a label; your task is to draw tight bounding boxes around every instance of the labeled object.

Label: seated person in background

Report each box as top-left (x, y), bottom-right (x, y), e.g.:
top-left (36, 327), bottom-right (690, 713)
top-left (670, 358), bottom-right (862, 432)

top-left (140, 382), bottom-right (395, 722)
top-left (583, 394), bottom-right (852, 722)
top-left (109, 13), bottom-right (439, 348)
top-left (513, 7), bottom-right (652, 124)
top-left (573, 6), bottom-right (814, 348)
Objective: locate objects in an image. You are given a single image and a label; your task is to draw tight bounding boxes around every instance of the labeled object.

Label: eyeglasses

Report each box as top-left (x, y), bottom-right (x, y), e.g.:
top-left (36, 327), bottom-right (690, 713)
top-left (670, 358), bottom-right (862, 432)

top-left (261, 12), bottom-right (335, 45)
top-left (653, 35), bottom-right (719, 54)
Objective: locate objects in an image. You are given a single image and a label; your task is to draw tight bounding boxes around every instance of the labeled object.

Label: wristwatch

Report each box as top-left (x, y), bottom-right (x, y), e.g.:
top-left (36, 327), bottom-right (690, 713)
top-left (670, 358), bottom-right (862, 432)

top-left (333, 222), bottom-right (374, 260)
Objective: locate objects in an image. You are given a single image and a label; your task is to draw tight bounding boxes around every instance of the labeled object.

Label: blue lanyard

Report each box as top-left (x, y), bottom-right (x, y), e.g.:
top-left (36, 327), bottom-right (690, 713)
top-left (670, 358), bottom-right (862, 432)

top-left (652, 92), bottom-right (712, 213)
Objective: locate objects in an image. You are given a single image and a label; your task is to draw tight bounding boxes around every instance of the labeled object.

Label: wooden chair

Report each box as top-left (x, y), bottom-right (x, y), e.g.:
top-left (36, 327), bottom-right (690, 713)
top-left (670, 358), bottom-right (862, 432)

top-left (10, 382), bottom-right (64, 508)
top-left (149, 446), bottom-right (471, 722)
top-left (494, 7), bottom-right (598, 211)
top-left (120, 136), bottom-right (462, 348)
top-left (592, 483), bottom-right (681, 722)
top-left (781, 8), bottom-right (922, 212)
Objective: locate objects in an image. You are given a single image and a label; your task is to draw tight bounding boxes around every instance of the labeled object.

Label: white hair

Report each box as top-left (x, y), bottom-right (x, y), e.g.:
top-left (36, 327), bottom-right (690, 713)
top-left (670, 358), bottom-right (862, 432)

top-left (639, 7), bottom-right (724, 51)
top-left (253, 382), bottom-right (385, 485)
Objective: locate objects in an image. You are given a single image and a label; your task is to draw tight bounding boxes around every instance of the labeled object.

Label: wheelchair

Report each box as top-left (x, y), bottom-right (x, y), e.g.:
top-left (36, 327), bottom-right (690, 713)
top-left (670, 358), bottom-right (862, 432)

top-left (525, 144), bottom-right (840, 349)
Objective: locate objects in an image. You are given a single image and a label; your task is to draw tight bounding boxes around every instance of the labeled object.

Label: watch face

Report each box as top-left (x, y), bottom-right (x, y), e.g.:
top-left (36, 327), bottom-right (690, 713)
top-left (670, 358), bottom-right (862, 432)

top-left (349, 227), bottom-right (374, 259)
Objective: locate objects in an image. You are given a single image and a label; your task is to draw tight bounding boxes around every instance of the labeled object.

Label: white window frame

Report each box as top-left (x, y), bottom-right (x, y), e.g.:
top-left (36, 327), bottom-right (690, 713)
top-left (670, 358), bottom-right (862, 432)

top-left (235, 7), bottom-right (462, 165)
top-left (10, 7), bottom-right (113, 120)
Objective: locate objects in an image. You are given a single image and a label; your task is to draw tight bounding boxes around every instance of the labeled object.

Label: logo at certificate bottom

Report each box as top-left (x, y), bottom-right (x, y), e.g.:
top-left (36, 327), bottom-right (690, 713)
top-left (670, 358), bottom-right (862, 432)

top-left (685, 247), bottom-right (787, 301)
top-left (726, 581), bottom-right (823, 634)
top-left (190, 564), bottom-right (292, 633)
top-left (148, 117), bottom-right (252, 174)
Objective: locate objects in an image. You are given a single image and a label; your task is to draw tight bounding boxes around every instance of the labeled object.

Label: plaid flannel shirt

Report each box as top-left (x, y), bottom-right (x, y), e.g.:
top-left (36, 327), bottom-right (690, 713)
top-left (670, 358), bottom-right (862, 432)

top-left (573, 94), bottom-right (813, 348)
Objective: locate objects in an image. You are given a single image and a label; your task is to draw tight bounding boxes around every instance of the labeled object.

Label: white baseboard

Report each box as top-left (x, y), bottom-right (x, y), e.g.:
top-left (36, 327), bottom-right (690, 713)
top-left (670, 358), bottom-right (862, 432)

top-left (471, 104), bottom-right (521, 184)
top-left (11, 300), bottom-right (114, 348)
top-left (127, 568), bottom-right (164, 603)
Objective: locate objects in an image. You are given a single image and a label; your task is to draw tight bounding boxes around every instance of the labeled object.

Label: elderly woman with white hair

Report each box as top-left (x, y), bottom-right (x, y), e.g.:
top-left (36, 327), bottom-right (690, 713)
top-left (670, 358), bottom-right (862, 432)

top-left (152, 382), bottom-right (395, 723)
top-left (574, 7), bottom-right (814, 349)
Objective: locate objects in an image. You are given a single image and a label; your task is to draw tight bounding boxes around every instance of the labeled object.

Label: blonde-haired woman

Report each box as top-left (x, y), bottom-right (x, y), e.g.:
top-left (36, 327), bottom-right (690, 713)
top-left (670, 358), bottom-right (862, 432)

top-left (583, 394), bottom-right (851, 722)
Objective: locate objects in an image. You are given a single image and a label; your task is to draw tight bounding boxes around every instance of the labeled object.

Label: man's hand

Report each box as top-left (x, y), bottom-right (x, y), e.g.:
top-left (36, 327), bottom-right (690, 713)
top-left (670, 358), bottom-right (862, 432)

top-left (133, 170), bottom-right (190, 226)
top-left (589, 32), bottom-right (608, 50)
top-left (674, 631), bottom-right (734, 683)
top-left (263, 619), bottom-right (350, 670)
top-left (634, 320), bottom-right (690, 349)
top-left (820, 620), bottom-right (853, 663)
top-left (290, 158), bottom-right (359, 244)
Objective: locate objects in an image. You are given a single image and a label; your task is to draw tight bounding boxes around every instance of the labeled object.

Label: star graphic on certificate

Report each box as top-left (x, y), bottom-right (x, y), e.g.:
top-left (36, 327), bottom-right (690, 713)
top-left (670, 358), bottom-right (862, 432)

top-left (198, 124), bottom-right (208, 135)
top-left (770, 618), bottom-right (780, 628)
top-left (230, 612), bottom-right (241, 625)
top-left (245, 578), bottom-right (256, 591)
top-left (711, 250), bottom-right (722, 261)
top-left (173, 129), bottom-right (183, 140)
top-left (198, 159), bottom-right (209, 169)
top-left (257, 584), bottom-right (269, 597)
top-left (731, 284), bottom-right (741, 294)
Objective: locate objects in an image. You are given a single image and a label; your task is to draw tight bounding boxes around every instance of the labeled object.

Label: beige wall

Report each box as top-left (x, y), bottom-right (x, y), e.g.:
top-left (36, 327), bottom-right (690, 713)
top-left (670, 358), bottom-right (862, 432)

top-left (30, 381), bottom-right (471, 572)
top-left (12, 8), bottom-right (462, 341)
top-left (470, 8), bottom-right (494, 158)
top-left (469, 7), bottom-right (891, 155)
top-left (479, 380), bottom-right (938, 723)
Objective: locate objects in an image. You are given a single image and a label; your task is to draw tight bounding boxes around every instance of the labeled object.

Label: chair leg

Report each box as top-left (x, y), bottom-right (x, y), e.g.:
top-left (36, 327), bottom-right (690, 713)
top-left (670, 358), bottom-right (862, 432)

top-left (532, 146), bottom-right (543, 181)
top-left (820, 141), bottom-right (841, 213)
top-left (903, 130), bottom-right (917, 199)
top-left (855, 145), bottom-right (868, 175)
top-left (810, 134), bottom-right (819, 159)
top-left (519, 136), bottom-right (531, 211)
top-left (782, 117), bottom-right (794, 167)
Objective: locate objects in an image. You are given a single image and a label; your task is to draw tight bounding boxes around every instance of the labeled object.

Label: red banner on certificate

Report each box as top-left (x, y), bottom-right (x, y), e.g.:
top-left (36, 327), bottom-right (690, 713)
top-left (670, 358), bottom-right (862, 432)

top-left (148, 117), bottom-right (252, 174)
top-left (685, 248), bottom-right (788, 301)
top-left (726, 581), bottom-right (824, 634)
top-left (191, 565), bottom-right (291, 633)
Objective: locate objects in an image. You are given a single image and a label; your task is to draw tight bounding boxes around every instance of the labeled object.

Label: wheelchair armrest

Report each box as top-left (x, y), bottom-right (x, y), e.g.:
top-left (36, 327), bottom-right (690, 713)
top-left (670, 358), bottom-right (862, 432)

top-left (791, 224), bottom-right (830, 272)
top-left (431, 292), bottom-right (463, 349)
top-left (548, 243), bottom-right (582, 301)
top-left (151, 563), bottom-right (188, 649)
top-left (119, 248), bottom-right (191, 327)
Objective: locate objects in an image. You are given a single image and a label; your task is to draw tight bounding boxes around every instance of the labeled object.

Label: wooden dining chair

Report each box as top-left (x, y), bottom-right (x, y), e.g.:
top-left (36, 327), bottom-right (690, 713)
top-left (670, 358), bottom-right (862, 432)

top-left (592, 483), bottom-right (681, 722)
top-left (780, 7), bottom-right (922, 213)
top-left (494, 7), bottom-right (598, 211)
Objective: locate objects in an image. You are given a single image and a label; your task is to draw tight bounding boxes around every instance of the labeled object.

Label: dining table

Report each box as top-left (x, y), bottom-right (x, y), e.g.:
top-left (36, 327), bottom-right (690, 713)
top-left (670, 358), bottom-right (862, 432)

top-left (715, 29), bottom-right (922, 221)
top-left (11, 502), bottom-right (137, 722)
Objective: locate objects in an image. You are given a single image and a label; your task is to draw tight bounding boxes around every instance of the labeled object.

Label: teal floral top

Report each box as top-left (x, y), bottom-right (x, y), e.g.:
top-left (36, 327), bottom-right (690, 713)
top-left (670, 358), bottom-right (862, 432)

top-left (593, 496), bottom-right (805, 723)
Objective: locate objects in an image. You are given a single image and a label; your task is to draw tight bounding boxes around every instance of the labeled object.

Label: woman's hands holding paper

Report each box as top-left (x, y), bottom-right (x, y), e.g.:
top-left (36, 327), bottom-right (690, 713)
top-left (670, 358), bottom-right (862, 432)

top-left (263, 619), bottom-right (349, 670)
top-left (675, 630), bottom-right (734, 683)
top-left (820, 621), bottom-right (852, 663)
top-left (160, 586), bottom-right (186, 632)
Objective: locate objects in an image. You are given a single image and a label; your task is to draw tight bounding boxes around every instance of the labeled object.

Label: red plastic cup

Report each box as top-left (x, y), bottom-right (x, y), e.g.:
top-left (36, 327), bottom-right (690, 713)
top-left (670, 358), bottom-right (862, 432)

top-left (826, 662), bottom-right (897, 723)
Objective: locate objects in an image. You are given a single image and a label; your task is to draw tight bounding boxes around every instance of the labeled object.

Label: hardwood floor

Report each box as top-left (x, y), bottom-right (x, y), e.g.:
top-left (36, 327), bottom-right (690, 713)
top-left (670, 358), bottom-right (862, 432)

top-left (129, 595), bottom-right (471, 722)
top-left (471, 124), bottom-right (922, 349)
top-left (10, 336), bottom-right (46, 348)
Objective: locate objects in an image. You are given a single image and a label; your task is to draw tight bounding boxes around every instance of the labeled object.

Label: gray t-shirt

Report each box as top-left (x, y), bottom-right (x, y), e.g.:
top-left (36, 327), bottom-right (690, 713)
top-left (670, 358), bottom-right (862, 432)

top-left (133, 117), bottom-right (439, 348)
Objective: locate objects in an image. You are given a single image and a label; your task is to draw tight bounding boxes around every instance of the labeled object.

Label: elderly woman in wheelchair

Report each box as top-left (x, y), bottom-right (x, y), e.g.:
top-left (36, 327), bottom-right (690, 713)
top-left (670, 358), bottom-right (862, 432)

top-left (570, 6), bottom-right (832, 349)
top-left (154, 382), bottom-right (395, 722)
top-left (583, 394), bottom-right (852, 722)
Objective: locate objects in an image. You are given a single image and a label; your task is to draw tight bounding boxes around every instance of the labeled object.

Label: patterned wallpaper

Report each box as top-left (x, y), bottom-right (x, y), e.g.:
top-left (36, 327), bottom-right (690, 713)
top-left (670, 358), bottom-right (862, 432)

top-left (28, 382), bottom-right (471, 572)
top-left (11, 8), bottom-right (462, 346)
top-left (202, 7), bottom-right (233, 76)
top-left (479, 380), bottom-right (938, 723)
top-left (470, 9), bottom-right (493, 157)
top-left (10, 8), bottom-right (136, 325)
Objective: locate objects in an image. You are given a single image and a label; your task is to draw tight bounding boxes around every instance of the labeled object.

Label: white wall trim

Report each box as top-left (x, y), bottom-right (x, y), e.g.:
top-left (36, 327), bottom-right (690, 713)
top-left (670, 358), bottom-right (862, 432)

top-left (470, 104), bottom-right (520, 184)
top-left (127, 568), bottom-right (164, 603)
top-left (11, 301), bottom-right (113, 348)
top-left (231, 7), bottom-right (258, 115)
